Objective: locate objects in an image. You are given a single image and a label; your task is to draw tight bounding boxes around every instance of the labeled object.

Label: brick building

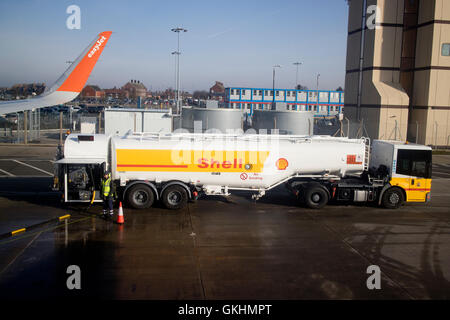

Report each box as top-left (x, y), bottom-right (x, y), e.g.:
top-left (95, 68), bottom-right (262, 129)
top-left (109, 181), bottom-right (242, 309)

top-left (122, 80), bottom-right (147, 99)
top-left (209, 81), bottom-right (225, 101)
top-left (81, 85), bottom-right (105, 98)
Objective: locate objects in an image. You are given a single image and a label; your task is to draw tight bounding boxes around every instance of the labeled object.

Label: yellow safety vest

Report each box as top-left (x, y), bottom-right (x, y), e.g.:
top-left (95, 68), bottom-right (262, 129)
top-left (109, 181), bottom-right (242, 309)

top-left (102, 176), bottom-right (111, 197)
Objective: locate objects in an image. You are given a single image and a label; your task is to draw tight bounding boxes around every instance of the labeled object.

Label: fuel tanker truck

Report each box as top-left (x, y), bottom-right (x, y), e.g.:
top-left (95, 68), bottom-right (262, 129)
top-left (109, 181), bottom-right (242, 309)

top-left (53, 132), bottom-right (432, 210)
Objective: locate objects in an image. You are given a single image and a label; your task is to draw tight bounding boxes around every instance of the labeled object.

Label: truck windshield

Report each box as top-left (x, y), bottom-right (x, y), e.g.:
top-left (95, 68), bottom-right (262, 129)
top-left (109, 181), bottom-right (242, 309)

top-left (396, 149), bottom-right (432, 179)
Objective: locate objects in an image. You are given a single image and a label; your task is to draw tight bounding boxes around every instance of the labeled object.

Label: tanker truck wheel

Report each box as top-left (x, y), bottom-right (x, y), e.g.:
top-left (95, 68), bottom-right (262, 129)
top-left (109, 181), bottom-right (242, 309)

top-left (162, 185), bottom-right (188, 210)
top-left (381, 187), bottom-right (404, 209)
top-left (304, 186), bottom-right (329, 209)
top-left (127, 184), bottom-right (155, 209)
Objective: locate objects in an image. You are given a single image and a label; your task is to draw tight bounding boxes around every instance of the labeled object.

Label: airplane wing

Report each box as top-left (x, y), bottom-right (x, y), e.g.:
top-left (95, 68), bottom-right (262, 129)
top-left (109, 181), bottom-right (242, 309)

top-left (0, 31), bottom-right (112, 115)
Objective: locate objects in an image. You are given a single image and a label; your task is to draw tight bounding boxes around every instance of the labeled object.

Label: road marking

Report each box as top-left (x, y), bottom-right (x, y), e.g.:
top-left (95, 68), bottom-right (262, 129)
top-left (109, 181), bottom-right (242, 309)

top-left (433, 171), bottom-right (450, 176)
top-left (0, 168), bottom-right (15, 177)
top-left (433, 164), bottom-right (450, 169)
top-left (12, 159), bottom-right (53, 176)
top-left (0, 231), bottom-right (41, 277)
top-left (0, 159), bottom-right (54, 162)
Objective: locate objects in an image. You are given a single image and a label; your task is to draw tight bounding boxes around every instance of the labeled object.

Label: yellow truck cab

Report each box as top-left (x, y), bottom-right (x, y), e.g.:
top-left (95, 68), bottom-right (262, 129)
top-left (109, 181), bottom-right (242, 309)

top-left (370, 140), bottom-right (432, 208)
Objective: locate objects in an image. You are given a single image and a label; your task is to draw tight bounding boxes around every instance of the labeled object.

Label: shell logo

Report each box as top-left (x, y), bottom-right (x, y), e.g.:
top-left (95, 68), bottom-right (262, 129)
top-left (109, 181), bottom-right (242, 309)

top-left (276, 158), bottom-right (289, 170)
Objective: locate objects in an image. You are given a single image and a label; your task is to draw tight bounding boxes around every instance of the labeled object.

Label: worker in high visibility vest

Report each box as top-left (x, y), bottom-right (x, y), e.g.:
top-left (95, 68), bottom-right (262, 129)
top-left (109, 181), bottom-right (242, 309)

top-left (101, 172), bottom-right (115, 217)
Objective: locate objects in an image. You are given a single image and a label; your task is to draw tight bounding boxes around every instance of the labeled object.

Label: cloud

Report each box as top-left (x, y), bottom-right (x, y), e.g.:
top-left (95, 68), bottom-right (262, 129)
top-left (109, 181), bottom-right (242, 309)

top-left (206, 28), bottom-right (235, 39)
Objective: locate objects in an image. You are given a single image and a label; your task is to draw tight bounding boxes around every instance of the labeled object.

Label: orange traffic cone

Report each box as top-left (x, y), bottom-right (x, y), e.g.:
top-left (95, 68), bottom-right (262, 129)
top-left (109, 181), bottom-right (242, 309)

top-left (117, 202), bottom-right (124, 224)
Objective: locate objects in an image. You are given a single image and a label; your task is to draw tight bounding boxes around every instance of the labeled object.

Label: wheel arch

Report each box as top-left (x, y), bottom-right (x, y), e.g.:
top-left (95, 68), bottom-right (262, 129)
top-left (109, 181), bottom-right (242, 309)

top-left (124, 180), bottom-right (159, 200)
top-left (302, 181), bottom-right (331, 199)
top-left (160, 180), bottom-right (192, 199)
top-left (378, 185), bottom-right (406, 205)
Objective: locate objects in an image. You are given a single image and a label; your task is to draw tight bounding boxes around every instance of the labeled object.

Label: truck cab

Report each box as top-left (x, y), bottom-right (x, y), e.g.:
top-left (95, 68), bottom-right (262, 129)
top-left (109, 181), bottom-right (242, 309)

top-left (370, 140), bottom-right (432, 207)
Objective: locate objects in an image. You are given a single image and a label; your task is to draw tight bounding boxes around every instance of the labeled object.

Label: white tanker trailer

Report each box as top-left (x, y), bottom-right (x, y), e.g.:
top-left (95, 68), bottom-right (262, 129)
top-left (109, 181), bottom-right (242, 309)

top-left (53, 132), bottom-right (432, 210)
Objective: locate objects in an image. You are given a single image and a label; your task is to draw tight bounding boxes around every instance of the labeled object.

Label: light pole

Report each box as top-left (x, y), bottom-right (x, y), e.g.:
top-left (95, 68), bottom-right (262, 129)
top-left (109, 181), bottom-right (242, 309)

top-left (171, 27), bottom-right (188, 114)
top-left (272, 65), bottom-right (281, 110)
top-left (293, 62), bottom-right (302, 89)
top-left (171, 50), bottom-right (180, 106)
top-left (316, 73), bottom-right (320, 111)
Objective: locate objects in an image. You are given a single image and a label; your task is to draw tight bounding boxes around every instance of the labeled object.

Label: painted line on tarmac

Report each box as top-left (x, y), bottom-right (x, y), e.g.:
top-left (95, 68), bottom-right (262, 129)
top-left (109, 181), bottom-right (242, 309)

top-left (0, 215), bottom-right (92, 246)
top-left (0, 168), bottom-right (14, 177)
top-left (0, 159), bottom-right (54, 162)
top-left (0, 214), bottom-right (71, 240)
top-left (12, 159), bottom-right (53, 176)
top-left (0, 231), bottom-right (42, 277)
top-left (0, 175), bottom-right (53, 179)
top-left (433, 171), bottom-right (450, 176)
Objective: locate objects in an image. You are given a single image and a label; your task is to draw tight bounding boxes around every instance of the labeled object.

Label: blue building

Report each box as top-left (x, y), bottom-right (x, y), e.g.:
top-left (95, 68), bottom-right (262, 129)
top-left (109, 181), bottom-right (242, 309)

top-left (224, 87), bottom-right (344, 117)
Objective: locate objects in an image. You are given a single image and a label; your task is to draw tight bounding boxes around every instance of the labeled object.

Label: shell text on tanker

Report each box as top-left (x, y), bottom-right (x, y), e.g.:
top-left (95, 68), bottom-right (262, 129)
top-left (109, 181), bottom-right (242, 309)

top-left (198, 158), bottom-right (243, 169)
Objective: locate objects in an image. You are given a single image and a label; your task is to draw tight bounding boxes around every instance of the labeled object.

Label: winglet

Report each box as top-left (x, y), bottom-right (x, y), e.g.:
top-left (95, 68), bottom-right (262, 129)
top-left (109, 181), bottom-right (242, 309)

top-left (54, 31), bottom-right (112, 93)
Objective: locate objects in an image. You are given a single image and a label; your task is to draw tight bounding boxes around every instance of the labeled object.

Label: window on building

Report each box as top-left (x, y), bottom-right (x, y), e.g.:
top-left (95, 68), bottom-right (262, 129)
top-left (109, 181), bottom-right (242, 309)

top-left (276, 91), bottom-right (279, 97)
top-left (231, 89), bottom-right (234, 95)
top-left (258, 90), bottom-right (262, 96)
top-left (442, 43), bottom-right (450, 56)
top-left (253, 90), bottom-right (258, 95)
top-left (242, 89), bottom-right (246, 95)
top-left (270, 91), bottom-right (273, 96)
top-left (258, 104), bottom-right (263, 110)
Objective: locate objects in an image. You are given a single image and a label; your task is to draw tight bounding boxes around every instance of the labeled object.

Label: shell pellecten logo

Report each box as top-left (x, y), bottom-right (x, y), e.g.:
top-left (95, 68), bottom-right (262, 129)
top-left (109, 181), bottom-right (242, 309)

top-left (276, 158), bottom-right (289, 170)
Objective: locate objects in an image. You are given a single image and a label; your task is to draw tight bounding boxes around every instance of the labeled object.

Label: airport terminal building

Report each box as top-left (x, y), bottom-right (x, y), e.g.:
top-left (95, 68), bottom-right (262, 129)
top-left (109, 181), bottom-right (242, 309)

top-left (345, 0), bottom-right (450, 146)
top-left (224, 87), bottom-right (345, 116)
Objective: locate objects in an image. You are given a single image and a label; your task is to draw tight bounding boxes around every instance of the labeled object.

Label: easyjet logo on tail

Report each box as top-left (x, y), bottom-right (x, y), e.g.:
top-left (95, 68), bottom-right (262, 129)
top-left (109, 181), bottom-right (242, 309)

top-left (88, 35), bottom-right (107, 58)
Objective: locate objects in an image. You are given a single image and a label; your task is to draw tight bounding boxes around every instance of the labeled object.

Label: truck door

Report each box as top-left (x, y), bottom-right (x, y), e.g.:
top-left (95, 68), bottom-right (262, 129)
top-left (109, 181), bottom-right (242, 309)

top-left (395, 149), bottom-right (432, 202)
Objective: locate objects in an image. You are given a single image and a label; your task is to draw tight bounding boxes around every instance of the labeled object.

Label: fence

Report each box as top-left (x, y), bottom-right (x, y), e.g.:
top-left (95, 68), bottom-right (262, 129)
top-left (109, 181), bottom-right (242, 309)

top-left (0, 110), bottom-right (104, 144)
top-left (1, 111), bottom-right (449, 149)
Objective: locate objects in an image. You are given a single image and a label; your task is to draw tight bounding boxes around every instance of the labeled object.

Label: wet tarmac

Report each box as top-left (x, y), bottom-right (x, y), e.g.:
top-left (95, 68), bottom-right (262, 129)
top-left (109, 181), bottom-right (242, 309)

top-left (0, 146), bottom-right (449, 299)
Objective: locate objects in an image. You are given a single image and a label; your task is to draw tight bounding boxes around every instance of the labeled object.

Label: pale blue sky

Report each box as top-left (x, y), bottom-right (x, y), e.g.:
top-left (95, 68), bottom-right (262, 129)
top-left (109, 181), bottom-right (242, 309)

top-left (0, 0), bottom-right (349, 92)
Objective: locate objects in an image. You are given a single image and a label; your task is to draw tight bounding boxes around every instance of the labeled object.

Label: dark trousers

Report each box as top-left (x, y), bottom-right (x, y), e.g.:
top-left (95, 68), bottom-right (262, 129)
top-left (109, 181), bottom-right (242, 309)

top-left (103, 196), bottom-right (113, 212)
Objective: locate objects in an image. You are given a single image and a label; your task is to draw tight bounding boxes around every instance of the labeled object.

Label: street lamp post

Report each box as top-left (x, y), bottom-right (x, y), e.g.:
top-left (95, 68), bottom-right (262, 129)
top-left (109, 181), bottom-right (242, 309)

top-left (272, 65), bottom-right (281, 110)
top-left (171, 27), bottom-right (188, 114)
top-left (171, 50), bottom-right (180, 108)
top-left (293, 62), bottom-right (302, 89)
top-left (316, 73), bottom-right (320, 111)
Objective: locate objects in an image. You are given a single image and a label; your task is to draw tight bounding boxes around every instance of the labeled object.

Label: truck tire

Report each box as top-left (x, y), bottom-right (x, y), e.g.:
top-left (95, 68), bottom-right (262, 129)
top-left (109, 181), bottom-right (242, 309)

top-left (127, 184), bottom-right (155, 209)
top-left (304, 186), bottom-right (329, 209)
top-left (162, 185), bottom-right (188, 210)
top-left (381, 187), bottom-right (404, 209)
